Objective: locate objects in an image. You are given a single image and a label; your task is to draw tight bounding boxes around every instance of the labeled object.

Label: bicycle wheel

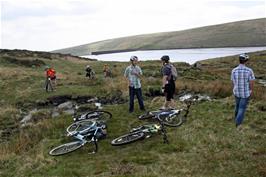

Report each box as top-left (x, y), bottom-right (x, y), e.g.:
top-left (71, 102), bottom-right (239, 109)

top-left (67, 120), bottom-right (96, 134)
top-left (111, 132), bottom-right (145, 146)
top-left (49, 141), bottom-right (83, 156)
top-left (158, 112), bottom-right (183, 127)
top-left (85, 111), bottom-right (112, 122)
top-left (138, 112), bottom-right (154, 120)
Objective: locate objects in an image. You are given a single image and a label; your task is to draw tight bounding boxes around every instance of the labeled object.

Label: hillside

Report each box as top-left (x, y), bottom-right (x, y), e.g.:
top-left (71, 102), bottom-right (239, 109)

top-left (53, 18), bottom-right (266, 56)
top-left (0, 49), bottom-right (266, 177)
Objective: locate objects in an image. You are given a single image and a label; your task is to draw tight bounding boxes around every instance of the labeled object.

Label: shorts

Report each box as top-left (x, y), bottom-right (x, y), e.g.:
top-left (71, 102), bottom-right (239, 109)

top-left (164, 83), bottom-right (175, 101)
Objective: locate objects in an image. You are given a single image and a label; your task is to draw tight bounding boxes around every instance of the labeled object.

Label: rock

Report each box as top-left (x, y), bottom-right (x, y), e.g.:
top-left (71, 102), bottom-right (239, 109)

top-left (52, 108), bottom-right (60, 118)
top-left (58, 101), bottom-right (73, 110)
top-left (63, 109), bottom-right (75, 115)
top-left (20, 109), bottom-right (38, 124)
top-left (87, 97), bottom-right (98, 103)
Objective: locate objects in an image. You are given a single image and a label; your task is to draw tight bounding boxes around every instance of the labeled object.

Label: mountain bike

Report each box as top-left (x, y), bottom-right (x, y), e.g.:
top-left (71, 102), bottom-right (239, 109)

top-left (111, 114), bottom-right (168, 146)
top-left (138, 96), bottom-right (195, 127)
top-left (45, 77), bottom-right (53, 92)
top-left (73, 107), bottom-right (112, 122)
top-left (49, 119), bottom-right (107, 156)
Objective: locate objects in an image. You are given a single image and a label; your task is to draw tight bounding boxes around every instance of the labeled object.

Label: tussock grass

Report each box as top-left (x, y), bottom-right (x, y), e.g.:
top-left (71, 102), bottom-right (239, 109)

top-left (0, 50), bottom-right (266, 176)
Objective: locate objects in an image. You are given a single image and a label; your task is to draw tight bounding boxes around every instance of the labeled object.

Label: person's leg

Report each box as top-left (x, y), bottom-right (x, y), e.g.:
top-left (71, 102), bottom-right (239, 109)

top-left (235, 97), bottom-right (249, 126)
top-left (129, 87), bottom-right (135, 112)
top-left (169, 83), bottom-right (176, 108)
top-left (136, 88), bottom-right (145, 110)
top-left (162, 84), bottom-right (171, 109)
top-left (235, 96), bottom-right (240, 119)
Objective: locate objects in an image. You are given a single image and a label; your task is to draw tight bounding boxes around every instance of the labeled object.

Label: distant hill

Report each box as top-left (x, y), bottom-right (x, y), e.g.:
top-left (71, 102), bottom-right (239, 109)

top-left (53, 18), bottom-right (266, 56)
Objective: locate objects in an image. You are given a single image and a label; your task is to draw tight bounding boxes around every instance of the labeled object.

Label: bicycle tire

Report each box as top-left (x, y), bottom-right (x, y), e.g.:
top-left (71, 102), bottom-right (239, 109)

top-left (111, 132), bottom-right (145, 146)
top-left (158, 113), bottom-right (183, 127)
top-left (67, 120), bottom-right (96, 134)
top-left (84, 110), bottom-right (112, 121)
top-left (138, 112), bottom-right (154, 120)
top-left (49, 141), bottom-right (83, 156)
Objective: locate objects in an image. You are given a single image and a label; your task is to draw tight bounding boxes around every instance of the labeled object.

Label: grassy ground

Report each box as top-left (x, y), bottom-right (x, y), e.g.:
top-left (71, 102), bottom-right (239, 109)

top-left (0, 50), bottom-right (265, 177)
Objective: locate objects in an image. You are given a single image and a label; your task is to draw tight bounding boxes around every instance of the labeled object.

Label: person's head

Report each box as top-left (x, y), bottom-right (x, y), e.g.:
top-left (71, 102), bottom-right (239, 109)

top-left (239, 54), bottom-right (249, 64)
top-left (44, 65), bottom-right (50, 71)
top-left (130, 56), bottom-right (138, 65)
top-left (86, 65), bottom-right (90, 68)
top-left (161, 55), bottom-right (170, 64)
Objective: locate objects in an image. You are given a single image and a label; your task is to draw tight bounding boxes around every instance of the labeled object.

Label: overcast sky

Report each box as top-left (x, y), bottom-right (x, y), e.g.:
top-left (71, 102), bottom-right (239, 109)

top-left (1, 0), bottom-right (265, 51)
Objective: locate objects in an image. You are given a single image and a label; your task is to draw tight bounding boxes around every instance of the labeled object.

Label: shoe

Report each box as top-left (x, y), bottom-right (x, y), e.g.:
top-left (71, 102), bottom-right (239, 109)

top-left (236, 124), bottom-right (243, 131)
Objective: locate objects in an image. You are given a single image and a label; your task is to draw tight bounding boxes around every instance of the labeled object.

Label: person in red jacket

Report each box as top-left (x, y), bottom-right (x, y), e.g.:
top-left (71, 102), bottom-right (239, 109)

top-left (45, 66), bottom-right (57, 89)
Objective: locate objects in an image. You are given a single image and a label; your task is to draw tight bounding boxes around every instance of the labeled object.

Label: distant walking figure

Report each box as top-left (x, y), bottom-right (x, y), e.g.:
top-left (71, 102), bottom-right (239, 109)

top-left (231, 54), bottom-right (255, 128)
top-left (124, 56), bottom-right (145, 113)
top-left (103, 64), bottom-right (112, 78)
top-left (85, 65), bottom-right (95, 79)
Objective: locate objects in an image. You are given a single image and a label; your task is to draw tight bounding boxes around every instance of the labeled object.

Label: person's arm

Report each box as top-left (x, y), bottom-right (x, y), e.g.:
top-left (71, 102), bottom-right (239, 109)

top-left (250, 80), bottom-right (254, 96)
top-left (134, 66), bottom-right (142, 78)
top-left (249, 69), bottom-right (255, 97)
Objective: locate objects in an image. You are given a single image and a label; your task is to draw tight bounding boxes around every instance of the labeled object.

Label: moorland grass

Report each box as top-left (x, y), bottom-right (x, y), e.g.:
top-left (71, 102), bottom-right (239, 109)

top-left (0, 50), bottom-right (265, 177)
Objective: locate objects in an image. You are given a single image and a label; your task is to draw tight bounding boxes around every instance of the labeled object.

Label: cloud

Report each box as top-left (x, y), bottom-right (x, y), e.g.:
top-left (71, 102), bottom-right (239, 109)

top-left (1, 0), bottom-right (266, 51)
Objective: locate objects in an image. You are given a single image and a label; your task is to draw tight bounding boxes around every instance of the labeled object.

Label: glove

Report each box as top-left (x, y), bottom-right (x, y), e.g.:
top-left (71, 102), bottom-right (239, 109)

top-left (161, 87), bottom-right (165, 93)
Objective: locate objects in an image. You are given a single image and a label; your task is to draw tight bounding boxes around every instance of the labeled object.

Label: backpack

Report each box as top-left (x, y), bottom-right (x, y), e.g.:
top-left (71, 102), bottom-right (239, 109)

top-left (170, 64), bottom-right (178, 81)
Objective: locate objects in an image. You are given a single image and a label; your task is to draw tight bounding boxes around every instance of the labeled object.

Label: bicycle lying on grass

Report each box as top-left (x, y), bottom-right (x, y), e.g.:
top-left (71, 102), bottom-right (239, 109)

top-left (73, 109), bottom-right (112, 122)
top-left (49, 119), bottom-right (107, 156)
top-left (111, 113), bottom-right (169, 146)
top-left (49, 105), bottom-right (112, 155)
top-left (111, 96), bottom-right (198, 146)
top-left (138, 96), bottom-right (197, 127)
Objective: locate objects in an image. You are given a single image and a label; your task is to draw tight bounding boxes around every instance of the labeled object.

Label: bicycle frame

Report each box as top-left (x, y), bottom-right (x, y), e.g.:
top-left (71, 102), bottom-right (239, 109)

top-left (133, 116), bottom-right (169, 144)
top-left (49, 120), bottom-right (108, 156)
top-left (69, 126), bottom-right (102, 153)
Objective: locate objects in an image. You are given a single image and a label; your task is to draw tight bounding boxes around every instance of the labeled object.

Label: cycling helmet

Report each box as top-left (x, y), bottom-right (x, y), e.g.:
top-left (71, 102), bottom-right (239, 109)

top-left (161, 55), bottom-right (170, 62)
top-left (239, 54), bottom-right (249, 61)
top-left (86, 65), bottom-right (90, 68)
top-left (44, 65), bottom-right (50, 70)
top-left (130, 56), bottom-right (138, 61)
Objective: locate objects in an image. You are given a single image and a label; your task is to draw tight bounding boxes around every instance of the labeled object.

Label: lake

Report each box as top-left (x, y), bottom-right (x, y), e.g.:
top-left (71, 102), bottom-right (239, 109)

top-left (82, 46), bottom-right (266, 64)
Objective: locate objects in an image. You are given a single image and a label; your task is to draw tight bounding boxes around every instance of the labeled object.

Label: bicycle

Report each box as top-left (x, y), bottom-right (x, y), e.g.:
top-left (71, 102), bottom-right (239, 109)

top-left (73, 107), bottom-right (112, 122)
top-left (111, 114), bottom-right (169, 146)
top-left (49, 119), bottom-right (107, 156)
top-left (138, 96), bottom-right (196, 127)
top-left (45, 77), bottom-right (53, 92)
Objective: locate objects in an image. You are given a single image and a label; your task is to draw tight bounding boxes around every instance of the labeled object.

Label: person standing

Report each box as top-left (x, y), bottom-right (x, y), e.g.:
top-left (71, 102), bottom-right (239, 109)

top-left (45, 65), bottom-right (57, 89)
top-left (231, 54), bottom-right (255, 128)
top-left (85, 65), bottom-right (95, 79)
top-left (124, 56), bottom-right (145, 113)
top-left (161, 55), bottom-right (176, 110)
top-left (103, 64), bottom-right (111, 78)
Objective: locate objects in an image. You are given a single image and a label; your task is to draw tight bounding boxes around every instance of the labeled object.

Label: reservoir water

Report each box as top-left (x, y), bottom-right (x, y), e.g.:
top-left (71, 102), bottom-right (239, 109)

top-left (82, 46), bottom-right (266, 64)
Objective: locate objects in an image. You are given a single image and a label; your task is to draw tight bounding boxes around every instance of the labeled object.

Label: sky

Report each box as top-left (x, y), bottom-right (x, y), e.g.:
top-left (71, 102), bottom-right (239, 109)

top-left (1, 0), bottom-right (266, 52)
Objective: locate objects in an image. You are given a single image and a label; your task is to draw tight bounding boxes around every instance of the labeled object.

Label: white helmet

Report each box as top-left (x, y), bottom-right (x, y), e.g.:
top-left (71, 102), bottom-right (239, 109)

top-left (130, 56), bottom-right (138, 61)
top-left (239, 54), bottom-right (249, 61)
